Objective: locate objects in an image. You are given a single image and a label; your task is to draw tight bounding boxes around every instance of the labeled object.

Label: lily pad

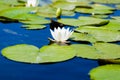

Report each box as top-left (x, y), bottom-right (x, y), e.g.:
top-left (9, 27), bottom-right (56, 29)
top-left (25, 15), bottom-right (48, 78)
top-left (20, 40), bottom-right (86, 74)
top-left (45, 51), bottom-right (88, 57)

top-left (72, 44), bottom-right (100, 59)
top-left (101, 20), bottom-right (120, 31)
top-left (58, 16), bottom-right (108, 26)
top-left (75, 27), bottom-right (120, 42)
top-left (1, 44), bottom-right (76, 63)
top-left (71, 32), bottom-right (96, 43)
top-left (91, 14), bottom-right (108, 19)
top-left (91, 0), bottom-right (120, 4)
top-left (52, 1), bottom-right (76, 10)
top-left (36, 5), bottom-right (75, 18)
top-left (75, 43), bottom-right (120, 59)
top-left (20, 17), bottom-right (50, 25)
top-left (22, 24), bottom-right (46, 30)
top-left (94, 43), bottom-right (120, 59)
top-left (89, 65), bottom-right (120, 80)
top-left (0, 7), bottom-right (35, 19)
top-left (0, 0), bottom-right (23, 6)
top-left (75, 4), bottom-right (114, 15)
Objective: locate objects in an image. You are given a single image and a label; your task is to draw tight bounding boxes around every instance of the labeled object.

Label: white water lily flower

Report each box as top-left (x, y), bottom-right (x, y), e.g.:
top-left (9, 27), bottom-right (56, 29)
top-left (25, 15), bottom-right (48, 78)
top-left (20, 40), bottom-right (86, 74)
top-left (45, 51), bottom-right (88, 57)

top-left (26, 0), bottom-right (38, 7)
top-left (50, 27), bottom-right (73, 43)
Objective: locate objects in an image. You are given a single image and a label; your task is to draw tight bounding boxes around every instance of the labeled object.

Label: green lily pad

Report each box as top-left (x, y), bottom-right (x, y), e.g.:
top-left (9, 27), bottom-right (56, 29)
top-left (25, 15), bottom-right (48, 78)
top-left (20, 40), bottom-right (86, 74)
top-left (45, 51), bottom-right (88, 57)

top-left (94, 43), bottom-right (120, 59)
top-left (20, 17), bottom-right (50, 25)
top-left (91, 14), bottom-right (108, 19)
top-left (36, 5), bottom-right (75, 18)
top-left (22, 24), bottom-right (46, 30)
top-left (89, 65), bottom-right (120, 80)
top-left (91, 0), bottom-right (120, 4)
top-left (52, 1), bottom-right (76, 10)
top-left (0, 7), bottom-right (35, 19)
top-left (101, 20), bottom-right (120, 31)
top-left (75, 27), bottom-right (120, 42)
top-left (71, 32), bottom-right (96, 43)
top-left (1, 44), bottom-right (76, 63)
top-left (58, 16), bottom-right (108, 26)
top-left (0, 0), bottom-right (23, 5)
top-left (75, 43), bottom-right (120, 60)
top-left (111, 16), bottom-right (120, 21)
top-left (72, 44), bottom-right (100, 59)
top-left (36, 6), bottom-right (57, 17)
top-left (0, 4), bottom-right (10, 11)
top-left (75, 4), bottom-right (114, 14)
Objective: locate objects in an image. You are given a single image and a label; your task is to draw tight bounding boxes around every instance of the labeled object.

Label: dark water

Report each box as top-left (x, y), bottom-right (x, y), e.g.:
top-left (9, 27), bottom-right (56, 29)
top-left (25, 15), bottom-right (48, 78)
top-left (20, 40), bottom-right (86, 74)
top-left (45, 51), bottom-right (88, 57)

top-left (0, 4), bottom-right (120, 80)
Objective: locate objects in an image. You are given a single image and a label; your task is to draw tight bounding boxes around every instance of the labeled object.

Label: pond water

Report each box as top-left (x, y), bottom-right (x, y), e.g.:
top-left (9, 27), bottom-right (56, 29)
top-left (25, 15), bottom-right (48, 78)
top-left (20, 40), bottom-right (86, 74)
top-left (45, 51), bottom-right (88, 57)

top-left (0, 1), bottom-right (120, 80)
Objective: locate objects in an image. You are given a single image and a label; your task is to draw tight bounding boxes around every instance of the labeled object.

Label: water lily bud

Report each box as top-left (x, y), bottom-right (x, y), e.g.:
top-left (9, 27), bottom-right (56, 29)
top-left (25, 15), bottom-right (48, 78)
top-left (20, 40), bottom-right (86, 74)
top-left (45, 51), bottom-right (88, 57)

top-left (56, 8), bottom-right (62, 19)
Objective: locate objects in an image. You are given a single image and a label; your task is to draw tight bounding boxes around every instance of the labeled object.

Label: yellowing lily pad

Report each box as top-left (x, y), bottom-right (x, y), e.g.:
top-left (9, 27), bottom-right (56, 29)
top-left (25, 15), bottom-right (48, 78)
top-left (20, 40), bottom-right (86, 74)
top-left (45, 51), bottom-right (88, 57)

top-left (1, 44), bottom-right (76, 63)
top-left (89, 65), bottom-right (120, 80)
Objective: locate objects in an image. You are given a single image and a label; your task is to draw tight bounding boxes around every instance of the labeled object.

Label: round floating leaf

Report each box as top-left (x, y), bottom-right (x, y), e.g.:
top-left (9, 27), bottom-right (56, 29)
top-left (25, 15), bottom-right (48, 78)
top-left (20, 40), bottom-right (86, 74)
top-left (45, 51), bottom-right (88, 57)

top-left (0, 7), bottom-right (35, 19)
top-left (22, 24), bottom-right (46, 30)
top-left (91, 14), bottom-right (108, 19)
top-left (72, 44), bottom-right (100, 59)
top-left (75, 4), bottom-right (114, 15)
top-left (58, 16), bottom-right (108, 26)
top-left (20, 17), bottom-right (50, 25)
top-left (94, 43), bottom-right (120, 59)
top-left (76, 43), bottom-right (120, 59)
top-left (0, 0), bottom-right (24, 5)
top-left (52, 1), bottom-right (76, 10)
top-left (74, 43), bottom-right (120, 60)
top-left (0, 4), bottom-right (10, 11)
top-left (89, 65), bottom-right (120, 80)
top-left (91, 0), bottom-right (120, 4)
top-left (36, 6), bottom-right (56, 17)
top-left (102, 20), bottom-right (120, 31)
top-left (2, 44), bottom-right (76, 63)
top-left (71, 32), bottom-right (96, 43)
top-left (75, 27), bottom-right (120, 42)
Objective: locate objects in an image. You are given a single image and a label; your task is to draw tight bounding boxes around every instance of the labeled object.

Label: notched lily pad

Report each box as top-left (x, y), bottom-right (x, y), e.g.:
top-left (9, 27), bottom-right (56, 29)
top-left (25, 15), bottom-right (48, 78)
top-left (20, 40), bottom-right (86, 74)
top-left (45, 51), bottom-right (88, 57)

top-left (89, 65), bottom-right (120, 80)
top-left (1, 44), bottom-right (76, 63)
